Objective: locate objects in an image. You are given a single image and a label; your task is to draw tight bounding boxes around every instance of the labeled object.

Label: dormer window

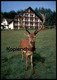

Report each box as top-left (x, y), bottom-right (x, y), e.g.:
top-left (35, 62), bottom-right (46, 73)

top-left (30, 10), bottom-right (32, 13)
top-left (28, 9), bottom-right (30, 12)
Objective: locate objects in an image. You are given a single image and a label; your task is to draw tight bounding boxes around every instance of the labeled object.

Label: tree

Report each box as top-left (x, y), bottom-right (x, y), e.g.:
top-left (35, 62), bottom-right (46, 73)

top-left (35, 7), bottom-right (38, 13)
top-left (8, 10), bottom-right (17, 19)
top-left (17, 10), bottom-right (21, 15)
top-left (1, 11), bottom-right (4, 22)
top-left (2, 7), bottom-right (56, 28)
top-left (3, 12), bottom-right (8, 18)
top-left (3, 10), bottom-right (17, 19)
top-left (34, 7), bottom-right (56, 27)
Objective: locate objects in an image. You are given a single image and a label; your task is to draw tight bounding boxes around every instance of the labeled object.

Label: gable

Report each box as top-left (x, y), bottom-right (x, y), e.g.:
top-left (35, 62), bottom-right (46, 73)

top-left (2, 18), bottom-right (7, 23)
top-left (23, 7), bottom-right (43, 21)
top-left (1, 18), bottom-right (8, 25)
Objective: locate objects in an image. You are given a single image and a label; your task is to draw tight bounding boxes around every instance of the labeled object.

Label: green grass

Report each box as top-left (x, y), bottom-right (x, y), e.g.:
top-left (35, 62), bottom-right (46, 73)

top-left (1, 29), bottom-right (56, 79)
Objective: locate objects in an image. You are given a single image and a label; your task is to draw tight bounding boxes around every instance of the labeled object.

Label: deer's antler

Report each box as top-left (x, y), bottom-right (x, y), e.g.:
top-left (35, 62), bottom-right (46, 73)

top-left (40, 13), bottom-right (46, 25)
top-left (19, 15), bottom-right (30, 34)
top-left (34, 13), bottom-right (46, 35)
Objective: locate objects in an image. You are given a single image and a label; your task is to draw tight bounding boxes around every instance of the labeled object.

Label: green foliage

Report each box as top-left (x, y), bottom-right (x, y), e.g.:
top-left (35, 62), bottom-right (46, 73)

top-left (1, 11), bottom-right (4, 22)
top-left (34, 7), bottom-right (56, 27)
top-left (3, 10), bottom-right (17, 19)
top-left (1, 7), bottom-right (56, 27)
top-left (1, 29), bottom-right (56, 79)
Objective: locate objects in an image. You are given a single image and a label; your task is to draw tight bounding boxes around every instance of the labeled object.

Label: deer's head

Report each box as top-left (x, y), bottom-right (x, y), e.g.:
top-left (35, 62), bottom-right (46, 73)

top-left (24, 33), bottom-right (36, 47)
top-left (24, 13), bottom-right (46, 47)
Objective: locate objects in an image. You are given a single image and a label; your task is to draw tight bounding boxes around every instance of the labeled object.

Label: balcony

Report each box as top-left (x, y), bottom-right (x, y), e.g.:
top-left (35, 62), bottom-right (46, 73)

top-left (23, 20), bottom-right (42, 23)
top-left (23, 16), bottom-right (38, 19)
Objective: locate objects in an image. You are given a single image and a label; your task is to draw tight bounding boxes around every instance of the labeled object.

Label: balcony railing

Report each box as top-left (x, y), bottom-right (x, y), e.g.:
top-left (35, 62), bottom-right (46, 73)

top-left (23, 21), bottom-right (42, 23)
top-left (23, 16), bottom-right (38, 18)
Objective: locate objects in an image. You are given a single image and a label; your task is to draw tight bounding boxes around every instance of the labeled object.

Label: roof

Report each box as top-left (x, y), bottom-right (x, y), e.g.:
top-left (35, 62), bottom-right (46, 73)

top-left (6, 18), bottom-right (13, 24)
top-left (23, 7), bottom-right (43, 21)
top-left (2, 18), bottom-right (13, 24)
top-left (14, 7), bottom-right (43, 21)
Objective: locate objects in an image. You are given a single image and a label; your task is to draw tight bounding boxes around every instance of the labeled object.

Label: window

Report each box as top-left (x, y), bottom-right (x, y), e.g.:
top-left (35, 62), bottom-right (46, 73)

top-left (30, 23), bottom-right (33, 26)
top-left (26, 24), bottom-right (28, 26)
top-left (38, 19), bottom-right (41, 22)
top-left (15, 23), bottom-right (18, 26)
top-left (23, 13), bottom-right (25, 16)
top-left (30, 19), bottom-right (33, 21)
top-left (18, 22), bottom-right (20, 25)
top-left (25, 18), bottom-right (28, 21)
top-left (35, 23), bottom-right (38, 26)
top-left (18, 19), bottom-right (19, 21)
top-left (14, 18), bottom-right (17, 21)
top-left (4, 23), bottom-right (6, 26)
top-left (28, 9), bottom-right (30, 12)
top-left (39, 23), bottom-right (42, 26)
top-left (25, 22), bottom-right (28, 26)
top-left (30, 14), bottom-right (33, 17)
top-left (35, 15), bottom-right (37, 17)
top-left (25, 14), bottom-right (28, 17)
top-left (3, 19), bottom-right (5, 22)
top-left (35, 19), bottom-right (38, 21)
top-left (30, 10), bottom-right (32, 13)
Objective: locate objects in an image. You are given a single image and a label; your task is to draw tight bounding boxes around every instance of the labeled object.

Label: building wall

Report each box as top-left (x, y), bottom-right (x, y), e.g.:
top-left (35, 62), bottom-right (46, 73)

top-left (9, 22), bottom-right (14, 29)
top-left (14, 8), bottom-right (42, 29)
top-left (1, 18), bottom-right (8, 29)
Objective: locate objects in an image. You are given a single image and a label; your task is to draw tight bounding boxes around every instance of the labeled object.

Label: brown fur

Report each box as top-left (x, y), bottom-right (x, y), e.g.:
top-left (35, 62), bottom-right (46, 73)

top-left (20, 13), bottom-right (46, 73)
top-left (20, 34), bottom-right (35, 73)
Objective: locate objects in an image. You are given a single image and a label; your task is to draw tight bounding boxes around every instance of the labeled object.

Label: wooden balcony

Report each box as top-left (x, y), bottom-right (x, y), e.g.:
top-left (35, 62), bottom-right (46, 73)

top-left (23, 21), bottom-right (42, 23)
top-left (23, 16), bottom-right (38, 19)
top-left (25, 25), bottom-right (39, 27)
top-left (14, 25), bottom-right (41, 28)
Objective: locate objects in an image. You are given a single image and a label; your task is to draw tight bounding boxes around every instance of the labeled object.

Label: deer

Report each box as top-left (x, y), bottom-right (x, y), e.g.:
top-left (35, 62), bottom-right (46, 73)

top-left (20, 13), bottom-right (46, 73)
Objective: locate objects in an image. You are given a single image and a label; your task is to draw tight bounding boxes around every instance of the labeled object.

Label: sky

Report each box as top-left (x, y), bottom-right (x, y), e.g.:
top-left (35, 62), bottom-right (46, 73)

top-left (1, 1), bottom-right (56, 12)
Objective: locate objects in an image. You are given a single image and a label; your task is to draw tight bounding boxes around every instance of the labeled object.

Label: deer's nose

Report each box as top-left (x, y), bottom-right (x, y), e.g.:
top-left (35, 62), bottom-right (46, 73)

top-left (30, 41), bottom-right (32, 44)
top-left (30, 41), bottom-right (34, 44)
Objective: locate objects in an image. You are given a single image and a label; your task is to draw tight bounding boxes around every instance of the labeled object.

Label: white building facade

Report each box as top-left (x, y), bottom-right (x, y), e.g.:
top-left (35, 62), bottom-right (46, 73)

top-left (1, 18), bottom-right (14, 29)
top-left (14, 7), bottom-right (43, 29)
top-left (1, 7), bottom-right (43, 30)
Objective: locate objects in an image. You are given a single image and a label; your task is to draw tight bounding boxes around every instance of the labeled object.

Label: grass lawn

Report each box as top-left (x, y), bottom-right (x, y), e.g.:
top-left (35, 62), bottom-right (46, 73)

top-left (1, 29), bottom-right (56, 79)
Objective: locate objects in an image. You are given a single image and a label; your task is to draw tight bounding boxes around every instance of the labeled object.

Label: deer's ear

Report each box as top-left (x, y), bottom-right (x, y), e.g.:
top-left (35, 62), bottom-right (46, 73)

top-left (24, 33), bottom-right (29, 37)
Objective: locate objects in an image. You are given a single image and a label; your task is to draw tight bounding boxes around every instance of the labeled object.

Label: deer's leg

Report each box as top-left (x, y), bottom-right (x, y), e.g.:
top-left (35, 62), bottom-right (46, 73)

top-left (22, 53), bottom-right (23, 63)
top-left (31, 55), bottom-right (34, 72)
top-left (26, 54), bottom-right (28, 71)
top-left (21, 50), bottom-right (23, 63)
